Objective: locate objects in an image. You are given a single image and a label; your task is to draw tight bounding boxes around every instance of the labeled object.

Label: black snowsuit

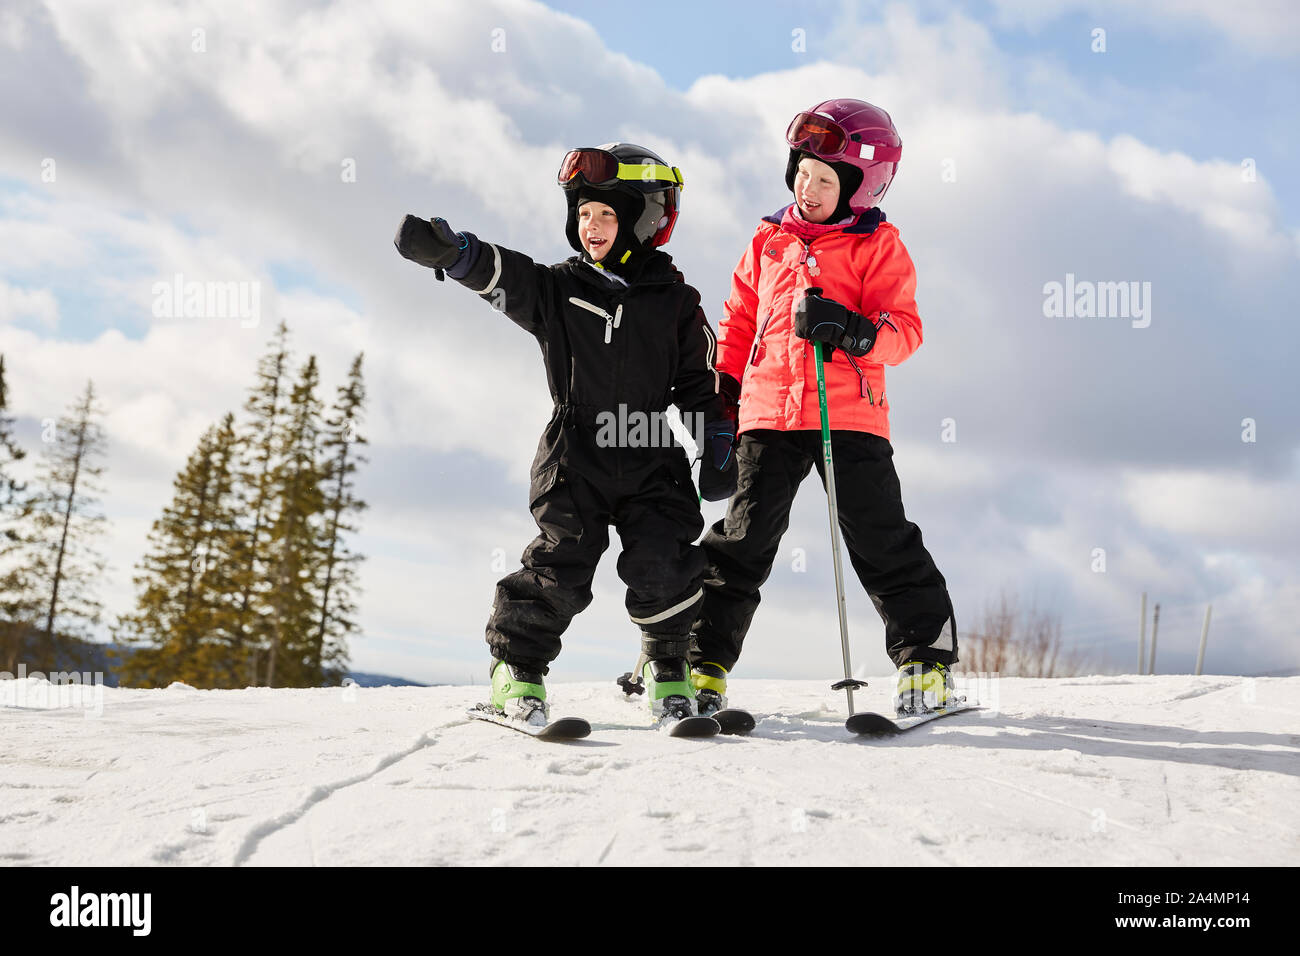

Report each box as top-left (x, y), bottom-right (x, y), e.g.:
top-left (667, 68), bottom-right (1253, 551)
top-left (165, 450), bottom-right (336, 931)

top-left (450, 241), bottom-right (726, 674)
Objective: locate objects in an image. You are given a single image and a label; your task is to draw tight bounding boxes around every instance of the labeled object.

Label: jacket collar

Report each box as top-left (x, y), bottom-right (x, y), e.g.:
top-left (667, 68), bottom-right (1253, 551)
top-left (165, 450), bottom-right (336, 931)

top-left (762, 203), bottom-right (886, 235)
top-left (565, 249), bottom-right (679, 290)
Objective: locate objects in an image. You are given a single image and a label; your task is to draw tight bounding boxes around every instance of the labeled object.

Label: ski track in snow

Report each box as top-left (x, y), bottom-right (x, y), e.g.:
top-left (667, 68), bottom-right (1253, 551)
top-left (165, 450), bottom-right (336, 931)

top-left (230, 725), bottom-right (451, 866)
top-left (1, 675), bottom-right (1297, 866)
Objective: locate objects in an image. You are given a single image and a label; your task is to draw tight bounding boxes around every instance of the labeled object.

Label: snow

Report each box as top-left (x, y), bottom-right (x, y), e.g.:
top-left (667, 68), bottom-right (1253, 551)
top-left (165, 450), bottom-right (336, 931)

top-left (2, 674), bottom-right (1297, 866)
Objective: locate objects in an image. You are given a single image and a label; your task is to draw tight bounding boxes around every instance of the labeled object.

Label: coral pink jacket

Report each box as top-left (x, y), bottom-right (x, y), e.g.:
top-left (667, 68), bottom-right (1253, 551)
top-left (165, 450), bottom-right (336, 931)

top-left (716, 205), bottom-right (923, 441)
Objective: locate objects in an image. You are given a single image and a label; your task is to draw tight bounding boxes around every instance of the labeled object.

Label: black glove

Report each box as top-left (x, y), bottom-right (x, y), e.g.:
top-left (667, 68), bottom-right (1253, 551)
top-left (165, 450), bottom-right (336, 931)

top-left (795, 287), bottom-right (876, 358)
top-left (698, 421), bottom-right (737, 502)
top-left (394, 215), bottom-right (466, 271)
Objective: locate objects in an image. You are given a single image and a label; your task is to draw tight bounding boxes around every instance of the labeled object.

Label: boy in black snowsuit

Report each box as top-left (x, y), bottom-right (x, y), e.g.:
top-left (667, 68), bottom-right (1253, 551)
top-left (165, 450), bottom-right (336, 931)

top-left (395, 143), bottom-right (739, 727)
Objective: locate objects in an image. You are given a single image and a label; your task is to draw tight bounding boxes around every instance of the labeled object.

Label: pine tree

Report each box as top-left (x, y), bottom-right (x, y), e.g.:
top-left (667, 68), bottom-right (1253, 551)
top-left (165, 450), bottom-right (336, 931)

top-left (0, 355), bottom-right (27, 529)
top-left (264, 355), bottom-right (327, 687)
top-left (230, 320), bottom-right (293, 685)
top-left (200, 413), bottom-right (254, 686)
top-left (24, 380), bottom-right (110, 658)
top-left (309, 352), bottom-right (368, 685)
top-left (114, 414), bottom-right (245, 687)
top-left (0, 355), bottom-right (38, 673)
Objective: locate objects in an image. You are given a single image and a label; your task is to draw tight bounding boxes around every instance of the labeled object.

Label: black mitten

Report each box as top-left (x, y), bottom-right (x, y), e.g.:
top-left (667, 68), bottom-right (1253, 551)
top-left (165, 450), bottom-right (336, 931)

top-left (699, 422), bottom-right (737, 502)
top-left (795, 287), bottom-right (877, 358)
top-left (394, 215), bottom-right (467, 271)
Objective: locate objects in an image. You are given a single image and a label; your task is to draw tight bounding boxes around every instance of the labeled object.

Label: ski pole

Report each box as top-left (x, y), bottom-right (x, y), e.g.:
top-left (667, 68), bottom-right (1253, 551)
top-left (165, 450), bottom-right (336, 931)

top-left (813, 338), bottom-right (867, 715)
top-left (616, 652), bottom-right (649, 695)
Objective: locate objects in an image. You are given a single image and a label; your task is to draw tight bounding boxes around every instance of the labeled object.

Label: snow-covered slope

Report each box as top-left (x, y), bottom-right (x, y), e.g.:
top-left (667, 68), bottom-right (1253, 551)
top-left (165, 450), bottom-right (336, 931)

top-left (2, 675), bottom-right (1296, 866)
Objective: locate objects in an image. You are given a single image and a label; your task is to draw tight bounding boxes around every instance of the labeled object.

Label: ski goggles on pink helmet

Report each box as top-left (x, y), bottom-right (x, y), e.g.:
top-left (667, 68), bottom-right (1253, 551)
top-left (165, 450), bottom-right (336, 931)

top-left (785, 112), bottom-right (902, 164)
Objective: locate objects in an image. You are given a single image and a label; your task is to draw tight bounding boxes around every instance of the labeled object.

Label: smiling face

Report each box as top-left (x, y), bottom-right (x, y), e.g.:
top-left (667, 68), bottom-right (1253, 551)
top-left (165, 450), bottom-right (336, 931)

top-left (577, 200), bottom-right (619, 260)
top-left (793, 156), bottom-right (841, 224)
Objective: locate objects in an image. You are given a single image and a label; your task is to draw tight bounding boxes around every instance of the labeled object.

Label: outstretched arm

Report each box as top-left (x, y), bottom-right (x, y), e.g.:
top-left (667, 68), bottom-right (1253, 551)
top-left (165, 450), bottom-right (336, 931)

top-left (394, 214), bottom-right (555, 337)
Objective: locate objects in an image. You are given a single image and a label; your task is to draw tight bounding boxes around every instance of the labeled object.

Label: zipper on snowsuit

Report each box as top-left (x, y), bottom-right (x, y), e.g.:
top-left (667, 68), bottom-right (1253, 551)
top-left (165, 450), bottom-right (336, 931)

top-left (568, 293), bottom-right (630, 477)
top-left (568, 296), bottom-right (622, 343)
top-left (611, 295), bottom-right (626, 478)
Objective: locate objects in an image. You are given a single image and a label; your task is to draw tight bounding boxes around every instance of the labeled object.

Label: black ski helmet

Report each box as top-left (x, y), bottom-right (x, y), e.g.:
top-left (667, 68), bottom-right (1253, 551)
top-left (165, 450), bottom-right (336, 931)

top-left (561, 143), bottom-right (683, 263)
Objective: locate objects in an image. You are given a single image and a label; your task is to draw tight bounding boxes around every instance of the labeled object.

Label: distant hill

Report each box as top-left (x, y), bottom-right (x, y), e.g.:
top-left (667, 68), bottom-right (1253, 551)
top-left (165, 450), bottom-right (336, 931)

top-left (2, 631), bottom-right (426, 688)
top-left (343, 671), bottom-right (430, 688)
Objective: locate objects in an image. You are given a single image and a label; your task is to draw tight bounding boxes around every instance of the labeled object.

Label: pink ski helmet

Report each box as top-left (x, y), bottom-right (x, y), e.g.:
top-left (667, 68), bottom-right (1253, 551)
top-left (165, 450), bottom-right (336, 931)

top-left (785, 98), bottom-right (902, 214)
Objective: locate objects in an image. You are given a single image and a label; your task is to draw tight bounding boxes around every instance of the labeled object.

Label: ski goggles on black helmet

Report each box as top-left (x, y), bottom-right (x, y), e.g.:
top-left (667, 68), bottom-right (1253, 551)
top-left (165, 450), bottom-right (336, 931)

top-left (786, 112), bottom-right (902, 163)
top-left (557, 148), bottom-right (685, 191)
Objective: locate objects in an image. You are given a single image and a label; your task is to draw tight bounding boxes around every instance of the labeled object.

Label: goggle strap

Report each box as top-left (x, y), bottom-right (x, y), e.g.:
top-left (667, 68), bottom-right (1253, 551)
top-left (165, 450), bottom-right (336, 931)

top-left (560, 159), bottom-right (685, 190)
top-left (616, 163), bottom-right (684, 186)
top-left (848, 141), bottom-right (902, 163)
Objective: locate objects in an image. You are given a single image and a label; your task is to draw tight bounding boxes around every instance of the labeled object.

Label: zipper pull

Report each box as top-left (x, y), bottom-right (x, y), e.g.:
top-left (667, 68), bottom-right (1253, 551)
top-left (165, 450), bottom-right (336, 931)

top-left (613, 303), bottom-right (622, 330)
top-left (749, 312), bottom-right (773, 366)
top-left (845, 353), bottom-right (874, 404)
top-left (604, 316), bottom-right (613, 344)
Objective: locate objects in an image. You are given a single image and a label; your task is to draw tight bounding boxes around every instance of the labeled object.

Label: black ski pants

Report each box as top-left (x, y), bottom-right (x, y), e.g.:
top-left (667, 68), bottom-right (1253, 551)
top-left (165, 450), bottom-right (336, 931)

top-left (689, 429), bottom-right (957, 672)
top-left (486, 458), bottom-right (706, 674)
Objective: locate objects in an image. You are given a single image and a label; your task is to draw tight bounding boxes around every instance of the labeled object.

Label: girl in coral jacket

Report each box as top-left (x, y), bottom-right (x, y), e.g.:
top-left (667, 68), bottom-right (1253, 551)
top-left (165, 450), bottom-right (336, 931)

top-left (688, 98), bottom-right (959, 717)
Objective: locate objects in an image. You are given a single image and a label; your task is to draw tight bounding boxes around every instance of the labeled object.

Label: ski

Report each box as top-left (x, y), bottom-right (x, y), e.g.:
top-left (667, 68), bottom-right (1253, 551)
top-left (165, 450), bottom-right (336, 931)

top-left (657, 714), bottom-right (721, 738)
top-left (467, 704), bottom-right (591, 740)
top-left (709, 708), bottom-right (756, 735)
top-left (846, 700), bottom-right (978, 736)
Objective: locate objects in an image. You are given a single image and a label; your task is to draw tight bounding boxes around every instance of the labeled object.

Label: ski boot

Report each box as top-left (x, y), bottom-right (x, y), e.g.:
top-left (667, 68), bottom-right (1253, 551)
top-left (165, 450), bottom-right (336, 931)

top-left (690, 662), bottom-right (729, 718)
top-left (490, 659), bottom-right (548, 728)
top-left (636, 636), bottom-right (720, 736)
top-left (643, 657), bottom-right (698, 722)
top-left (894, 660), bottom-right (956, 716)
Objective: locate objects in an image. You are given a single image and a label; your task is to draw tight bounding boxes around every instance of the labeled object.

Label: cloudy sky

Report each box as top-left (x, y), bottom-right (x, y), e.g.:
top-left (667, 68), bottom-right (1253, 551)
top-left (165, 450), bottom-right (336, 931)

top-left (2, 0), bottom-right (1296, 684)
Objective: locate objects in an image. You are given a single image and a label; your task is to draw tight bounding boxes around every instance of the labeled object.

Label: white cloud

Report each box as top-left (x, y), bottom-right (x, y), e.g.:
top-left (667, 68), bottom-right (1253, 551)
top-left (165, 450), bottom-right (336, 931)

top-left (1121, 468), bottom-right (1300, 548)
top-left (1105, 135), bottom-right (1286, 253)
top-left (988, 0), bottom-right (1300, 56)
top-left (0, 8), bottom-right (28, 49)
top-left (0, 280), bottom-right (59, 327)
top-left (0, 194), bottom-right (97, 271)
